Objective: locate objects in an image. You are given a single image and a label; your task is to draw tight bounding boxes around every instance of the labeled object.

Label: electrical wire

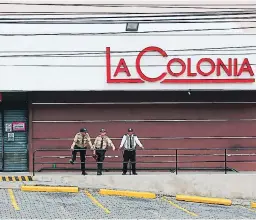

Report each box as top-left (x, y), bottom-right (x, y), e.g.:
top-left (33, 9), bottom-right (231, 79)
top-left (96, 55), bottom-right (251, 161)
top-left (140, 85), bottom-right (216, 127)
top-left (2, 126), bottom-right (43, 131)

top-left (1, 51), bottom-right (256, 58)
top-left (2, 10), bottom-right (256, 19)
top-left (0, 63), bottom-right (255, 68)
top-left (0, 26), bottom-right (255, 37)
top-left (0, 9), bottom-right (256, 23)
top-left (0, 2), bottom-right (256, 9)
top-left (0, 51), bottom-right (255, 58)
top-left (1, 14), bottom-right (256, 20)
top-left (0, 10), bottom-right (255, 16)
top-left (0, 4), bottom-right (254, 68)
top-left (0, 18), bottom-right (255, 24)
top-left (1, 46), bottom-right (256, 54)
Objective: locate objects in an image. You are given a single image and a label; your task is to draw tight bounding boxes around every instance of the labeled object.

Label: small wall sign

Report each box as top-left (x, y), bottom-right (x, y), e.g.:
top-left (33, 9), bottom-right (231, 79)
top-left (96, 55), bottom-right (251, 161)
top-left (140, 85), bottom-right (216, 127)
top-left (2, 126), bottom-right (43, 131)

top-left (7, 133), bottom-right (14, 142)
top-left (5, 123), bottom-right (12, 132)
top-left (12, 122), bottom-right (26, 132)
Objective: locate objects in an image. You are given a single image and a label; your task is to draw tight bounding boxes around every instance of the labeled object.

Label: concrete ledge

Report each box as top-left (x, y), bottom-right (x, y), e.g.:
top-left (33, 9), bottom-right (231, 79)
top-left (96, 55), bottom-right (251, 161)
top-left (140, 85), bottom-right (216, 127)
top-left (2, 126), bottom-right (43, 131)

top-left (251, 202), bottom-right (256, 208)
top-left (176, 194), bottom-right (232, 206)
top-left (99, 189), bottom-right (156, 199)
top-left (32, 173), bottom-right (256, 200)
top-left (21, 185), bottom-right (79, 193)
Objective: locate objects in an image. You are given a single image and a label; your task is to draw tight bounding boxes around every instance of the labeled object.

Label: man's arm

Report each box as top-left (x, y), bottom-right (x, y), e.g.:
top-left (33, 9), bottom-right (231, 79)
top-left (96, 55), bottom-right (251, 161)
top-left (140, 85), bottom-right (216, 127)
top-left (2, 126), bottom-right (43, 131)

top-left (135, 136), bottom-right (144, 149)
top-left (71, 134), bottom-right (78, 149)
top-left (92, 137), bottom-right (98, 150)
top-left (86, 134), bottom-right (93, 149)
top-left (119, 135), bottom-right (126, 150)
top-left (107, 138), bottom-right (115, 151)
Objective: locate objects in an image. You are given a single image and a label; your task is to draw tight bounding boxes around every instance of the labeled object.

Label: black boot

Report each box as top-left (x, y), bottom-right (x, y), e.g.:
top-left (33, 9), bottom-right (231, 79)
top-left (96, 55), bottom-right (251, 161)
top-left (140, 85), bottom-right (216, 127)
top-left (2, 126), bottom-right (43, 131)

top-left (97, 163), bottom-right (102, 175)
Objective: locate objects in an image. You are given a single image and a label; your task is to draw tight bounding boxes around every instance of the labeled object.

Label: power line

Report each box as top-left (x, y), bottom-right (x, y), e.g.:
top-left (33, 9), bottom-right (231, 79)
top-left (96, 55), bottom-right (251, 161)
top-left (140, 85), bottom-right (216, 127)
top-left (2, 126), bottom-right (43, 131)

top-left (1, 14), bottom-right (256, 21)
top-left (2, 10), bottom-right (256, 19)
top-left (0, 10), bottom-right (256, 18)
top-left (0, 10), bottom-right (256, 23)
top-left (0, 2), bottom-right (256, 9)
top-left (0, 10), bottom-right (255, 16)
top-left (0, 51), bottom-right (256, 58)
top-left (0, 26), bottom-right (254, 37)
top-left (2, 33), bottom-right (256, 37)
top-left (0, 19), bottom-right (255, 24)
top-left (1, 51), bottom-right (256, 58)
top-left (0, 63), bottom-right (255, 68)
top-left (1, 46), bottom-right (256, 54)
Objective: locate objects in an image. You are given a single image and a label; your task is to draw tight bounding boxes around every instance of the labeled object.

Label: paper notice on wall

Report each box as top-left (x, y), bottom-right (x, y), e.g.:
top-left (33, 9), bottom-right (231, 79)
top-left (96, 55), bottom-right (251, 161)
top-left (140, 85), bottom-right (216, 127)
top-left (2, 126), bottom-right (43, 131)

top-left (12, 122), bottom-right (26, 132)
top-left (7, 133), bottom-right (14, 142)
top-left (5, 123), bottom-right (12, 132)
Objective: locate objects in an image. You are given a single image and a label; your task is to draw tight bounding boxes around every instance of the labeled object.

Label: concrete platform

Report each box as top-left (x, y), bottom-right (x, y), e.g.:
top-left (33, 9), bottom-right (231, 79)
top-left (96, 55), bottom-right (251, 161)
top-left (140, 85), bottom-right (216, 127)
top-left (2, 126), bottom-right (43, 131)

top-left (0, 172), bottom-right (256, 200)
top-left (29, 172), bottom-right (256, 200)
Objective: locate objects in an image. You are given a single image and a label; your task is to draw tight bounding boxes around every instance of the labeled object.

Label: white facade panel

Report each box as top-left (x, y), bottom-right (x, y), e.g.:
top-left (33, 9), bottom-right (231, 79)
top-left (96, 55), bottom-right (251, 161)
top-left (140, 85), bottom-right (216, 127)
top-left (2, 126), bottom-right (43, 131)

top-left (0, 2), bottom-right (255, 91)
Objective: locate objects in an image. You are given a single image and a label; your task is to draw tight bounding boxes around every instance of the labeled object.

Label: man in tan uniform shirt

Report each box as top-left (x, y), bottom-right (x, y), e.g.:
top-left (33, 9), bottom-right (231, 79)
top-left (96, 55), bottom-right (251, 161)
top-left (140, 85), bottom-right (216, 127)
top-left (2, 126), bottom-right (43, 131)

top-left (70, 128), bottom-right (93, 175)
top-left (93, 128), bottom-right (115, 175)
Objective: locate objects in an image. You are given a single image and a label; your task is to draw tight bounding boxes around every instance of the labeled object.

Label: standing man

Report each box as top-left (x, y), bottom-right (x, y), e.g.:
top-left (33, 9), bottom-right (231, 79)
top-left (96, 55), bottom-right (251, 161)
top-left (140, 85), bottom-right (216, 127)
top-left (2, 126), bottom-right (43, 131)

top-left (93, 128), bottom-right (115, 175)
top-left (119, 128), bottom-right (144, 175)
top-left (70, 128), bottom-right (93, 175)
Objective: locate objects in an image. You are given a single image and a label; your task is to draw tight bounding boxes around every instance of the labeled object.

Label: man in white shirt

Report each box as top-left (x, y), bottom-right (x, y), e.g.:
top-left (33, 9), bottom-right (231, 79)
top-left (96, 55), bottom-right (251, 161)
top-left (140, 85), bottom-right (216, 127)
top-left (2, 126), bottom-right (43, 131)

top-left (119, 128), bottom-right (144, 175)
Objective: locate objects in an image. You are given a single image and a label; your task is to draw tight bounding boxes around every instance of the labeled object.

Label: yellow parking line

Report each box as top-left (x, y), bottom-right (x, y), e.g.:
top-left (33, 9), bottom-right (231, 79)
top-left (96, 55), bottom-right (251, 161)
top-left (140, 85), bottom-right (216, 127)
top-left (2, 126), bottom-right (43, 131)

top-left (237, 205), bottom-right (256, 213)
top-left (0, 176), bottom-right (2, 181)
top-left (162, 196), bottom-right (198, 217)
top-left (8, 189), bottom-right (20, 211)
top-left (84, 190), bottom-right (110, 214)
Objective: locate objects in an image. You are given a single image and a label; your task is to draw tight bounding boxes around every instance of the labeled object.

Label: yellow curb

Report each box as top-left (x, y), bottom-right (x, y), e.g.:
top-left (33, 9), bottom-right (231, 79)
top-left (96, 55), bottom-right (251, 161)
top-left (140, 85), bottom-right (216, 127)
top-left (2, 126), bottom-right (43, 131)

top-left (176, 194), bottom-right (232, 206)
top-left (21, 185), bottom-right (79, 193)
top-left (99, 189), bottom-right (156, 199)
top-left (251, 202), bottom-right (256, 208)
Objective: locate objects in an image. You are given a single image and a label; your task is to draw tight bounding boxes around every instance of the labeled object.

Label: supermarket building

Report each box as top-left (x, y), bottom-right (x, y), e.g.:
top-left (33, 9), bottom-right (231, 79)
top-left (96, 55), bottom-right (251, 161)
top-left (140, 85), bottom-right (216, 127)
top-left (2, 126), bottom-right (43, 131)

top-left (0, 1), bottom-right (256, 172)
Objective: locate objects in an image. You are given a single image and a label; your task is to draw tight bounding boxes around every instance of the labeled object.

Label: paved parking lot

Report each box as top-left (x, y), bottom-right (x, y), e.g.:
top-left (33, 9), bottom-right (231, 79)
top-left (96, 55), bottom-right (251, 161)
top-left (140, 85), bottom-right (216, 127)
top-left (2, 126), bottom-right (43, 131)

top-left (1, 189), bottom-right (256, 219)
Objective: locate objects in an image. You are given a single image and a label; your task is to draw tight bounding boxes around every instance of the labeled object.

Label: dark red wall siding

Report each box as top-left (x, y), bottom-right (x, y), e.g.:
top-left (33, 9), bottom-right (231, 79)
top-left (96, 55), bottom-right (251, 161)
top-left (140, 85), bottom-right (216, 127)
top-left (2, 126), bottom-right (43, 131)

top-left (32, 121), bottom-right (256, 138)
top-left (30, 103), bottom-right (256, 172)
top-left (32, 104), bottom-right (256, 120)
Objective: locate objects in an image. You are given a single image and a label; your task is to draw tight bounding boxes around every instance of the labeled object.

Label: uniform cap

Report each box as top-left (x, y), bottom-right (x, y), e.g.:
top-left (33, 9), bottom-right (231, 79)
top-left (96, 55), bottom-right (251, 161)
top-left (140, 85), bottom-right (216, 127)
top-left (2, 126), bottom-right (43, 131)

top-left (128, 128), bottom-right (133, 132)
top-left (100, 128), bottom-right (106, 133)
top-left (80, 128), bottom-right (87, 132)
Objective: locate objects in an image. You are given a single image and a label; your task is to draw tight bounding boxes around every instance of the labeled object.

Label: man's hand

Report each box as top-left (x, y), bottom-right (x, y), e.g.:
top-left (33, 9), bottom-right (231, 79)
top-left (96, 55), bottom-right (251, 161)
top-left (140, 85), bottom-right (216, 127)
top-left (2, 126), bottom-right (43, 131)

top-left (112, 147), bottom-right (116, 151)
top-left (118, 147), bottom-right (122, 151)
top-left (70, 146), bottom-right (74, 151)
top-left (141, 146), bottom-right (144, 150)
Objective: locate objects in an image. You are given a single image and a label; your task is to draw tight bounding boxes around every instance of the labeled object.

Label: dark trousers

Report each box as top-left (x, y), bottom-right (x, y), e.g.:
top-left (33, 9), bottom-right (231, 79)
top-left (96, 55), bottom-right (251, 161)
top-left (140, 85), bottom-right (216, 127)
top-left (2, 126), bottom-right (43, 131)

top-left (123, 150), bottom-right (136, 174)
top-left (72, 146), bottom-right (86, 173)
top-left (96, 149), bottom-right (106, 174)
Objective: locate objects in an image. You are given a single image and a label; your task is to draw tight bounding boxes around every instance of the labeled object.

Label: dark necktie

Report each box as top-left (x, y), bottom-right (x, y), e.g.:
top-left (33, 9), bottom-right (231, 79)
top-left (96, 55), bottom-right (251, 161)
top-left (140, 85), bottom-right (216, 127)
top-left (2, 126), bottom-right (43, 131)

top-left (130, 136), bottom-right (132, 149)
top-left (101, 137), bottom-right (103, 149)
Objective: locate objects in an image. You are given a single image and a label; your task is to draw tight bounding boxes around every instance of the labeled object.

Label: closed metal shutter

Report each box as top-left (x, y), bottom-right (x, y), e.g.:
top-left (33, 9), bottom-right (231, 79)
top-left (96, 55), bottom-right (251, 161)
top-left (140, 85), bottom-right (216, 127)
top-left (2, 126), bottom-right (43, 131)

top-left (4, 110), bottom-right (28, 171)
top-left (0, 112), bottom-right (2, 171)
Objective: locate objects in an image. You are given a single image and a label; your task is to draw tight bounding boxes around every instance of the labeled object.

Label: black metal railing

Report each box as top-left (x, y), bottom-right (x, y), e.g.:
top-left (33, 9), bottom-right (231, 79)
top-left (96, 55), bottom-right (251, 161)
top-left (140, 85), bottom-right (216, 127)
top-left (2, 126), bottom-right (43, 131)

top-left (32, 147), bottom-right (256, 176)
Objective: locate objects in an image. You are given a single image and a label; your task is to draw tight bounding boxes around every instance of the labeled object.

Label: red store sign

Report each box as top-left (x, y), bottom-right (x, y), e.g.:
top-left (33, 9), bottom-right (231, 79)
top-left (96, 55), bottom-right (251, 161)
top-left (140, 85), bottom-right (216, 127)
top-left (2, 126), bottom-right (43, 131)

top-left (106, 46), bottom-right (255, 84)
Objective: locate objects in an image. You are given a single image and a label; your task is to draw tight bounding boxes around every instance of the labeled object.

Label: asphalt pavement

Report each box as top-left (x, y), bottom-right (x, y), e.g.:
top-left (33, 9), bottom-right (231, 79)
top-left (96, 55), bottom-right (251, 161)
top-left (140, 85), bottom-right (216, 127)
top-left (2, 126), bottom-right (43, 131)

top-left (1, 189), bottom-right (256, 219)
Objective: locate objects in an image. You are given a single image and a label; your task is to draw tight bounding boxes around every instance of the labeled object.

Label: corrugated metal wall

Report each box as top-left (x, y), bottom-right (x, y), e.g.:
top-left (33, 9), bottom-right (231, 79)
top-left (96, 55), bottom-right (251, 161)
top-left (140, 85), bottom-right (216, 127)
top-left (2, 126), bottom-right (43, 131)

top-left (3, 110), bottom-right (28, 171)
top-left (31, 103), bottom-right (256, 172)
top-left (0, 112), bottom-right (2, 170)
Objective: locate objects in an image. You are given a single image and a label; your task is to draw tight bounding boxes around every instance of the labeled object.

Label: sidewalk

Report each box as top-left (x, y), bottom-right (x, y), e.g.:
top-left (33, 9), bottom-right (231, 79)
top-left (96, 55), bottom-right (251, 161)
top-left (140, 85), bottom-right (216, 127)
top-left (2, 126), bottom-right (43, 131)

top-left (0, 171), bottom-right (256, 201)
